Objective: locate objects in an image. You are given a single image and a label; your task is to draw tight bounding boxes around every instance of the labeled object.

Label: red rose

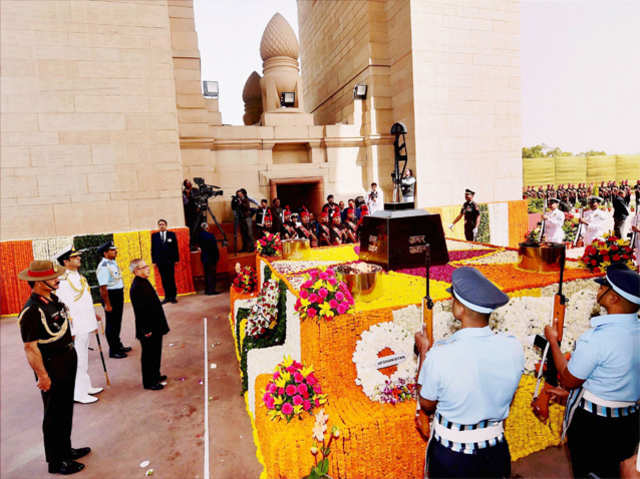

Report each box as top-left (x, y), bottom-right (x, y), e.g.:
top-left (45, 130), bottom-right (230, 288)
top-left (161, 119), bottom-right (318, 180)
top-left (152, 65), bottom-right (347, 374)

top-left (612, 254), bottom-right (620, 261)
top-left (603, 255), bottom-right (610, 262)
top-left (592, 267), bottom-right (601, 273)
top-left (590, 259), bottom-right (597, 265)
top-left (611, 245), bottom-right (618, 251)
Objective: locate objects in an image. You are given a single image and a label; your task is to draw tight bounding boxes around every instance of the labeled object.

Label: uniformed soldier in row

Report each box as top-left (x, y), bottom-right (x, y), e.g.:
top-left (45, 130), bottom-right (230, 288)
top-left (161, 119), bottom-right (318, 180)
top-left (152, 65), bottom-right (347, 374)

top-left (543, 197), bottom-right (566, 244)
top-left (579, 196), bottom-right (610, 246)
top-left (56, 247), bottom-right (104, 404)
top-left (18, 260), bottom-right (92, 475)
top-left (543, 265), bottom-right (639, 478)
top-left (415, 267), bottom-right (524, 478)
top-left (96, 241), bottom-right (131, 359)
top-left (449, 189), bottom-right (481, 241)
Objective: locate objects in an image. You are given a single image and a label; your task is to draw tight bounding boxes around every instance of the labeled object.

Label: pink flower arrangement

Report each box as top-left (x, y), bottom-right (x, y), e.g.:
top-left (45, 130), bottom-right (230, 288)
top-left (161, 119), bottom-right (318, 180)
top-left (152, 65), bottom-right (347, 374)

top-left (256, 232), bottom-right (282, 257)
top-left (263, 356), bottom-right (327, 422)
top-left (294, 267), bottom-right (355, 321)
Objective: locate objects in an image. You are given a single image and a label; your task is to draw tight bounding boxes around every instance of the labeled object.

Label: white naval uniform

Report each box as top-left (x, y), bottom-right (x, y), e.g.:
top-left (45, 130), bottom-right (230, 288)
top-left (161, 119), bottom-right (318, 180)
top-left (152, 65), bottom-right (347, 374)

top-left (366, 189), bottom-right (385, 214)
top-left (582, 208), bottom-right (610, 246)
top-left (631, 212), bottom-right (640, 259)
top-left (57, 270), bottom-right (99, 401)
top-left (544, 208), bottom-right (566, 243)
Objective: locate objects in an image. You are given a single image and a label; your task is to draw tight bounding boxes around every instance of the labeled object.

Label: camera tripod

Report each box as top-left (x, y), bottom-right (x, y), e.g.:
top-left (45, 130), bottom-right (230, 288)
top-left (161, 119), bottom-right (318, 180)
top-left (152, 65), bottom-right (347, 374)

top-left (190, 203), bottom-right (228, 249)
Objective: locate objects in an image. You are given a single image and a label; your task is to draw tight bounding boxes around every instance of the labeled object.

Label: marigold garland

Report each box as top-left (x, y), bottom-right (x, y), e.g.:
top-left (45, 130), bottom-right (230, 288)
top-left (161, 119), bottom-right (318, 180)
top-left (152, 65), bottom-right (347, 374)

top-left (235, 242), bottom-right (594, 478)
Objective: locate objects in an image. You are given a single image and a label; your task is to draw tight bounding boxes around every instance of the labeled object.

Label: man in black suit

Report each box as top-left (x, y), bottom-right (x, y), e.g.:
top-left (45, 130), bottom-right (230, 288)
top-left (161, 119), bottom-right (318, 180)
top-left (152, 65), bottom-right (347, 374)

top-left (151, 219), bottom-right (179, 304)
top-left (129, 259), bottom-right (170, 391)
top-left (612, 188), bottom-right (629, 239)
top-left (255, 198), bottom-right (270, 239)
top-left (198, 222), bottom-right (220, 295)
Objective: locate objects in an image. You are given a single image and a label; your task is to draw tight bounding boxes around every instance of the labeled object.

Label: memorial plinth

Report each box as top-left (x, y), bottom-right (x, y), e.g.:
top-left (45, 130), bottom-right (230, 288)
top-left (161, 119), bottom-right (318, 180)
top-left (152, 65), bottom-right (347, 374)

top-left (358, 209), bottom-right (449, 269)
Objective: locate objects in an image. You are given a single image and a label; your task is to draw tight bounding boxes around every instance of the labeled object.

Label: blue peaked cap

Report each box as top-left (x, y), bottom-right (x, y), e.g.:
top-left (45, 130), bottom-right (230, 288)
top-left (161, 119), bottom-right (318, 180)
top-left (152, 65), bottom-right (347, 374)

top-left (594, 264), bottom-right (640, 305)
top-left (97, 241), bottom-right (116, 256)
top-left (446, 267), bottom-right (509, 314)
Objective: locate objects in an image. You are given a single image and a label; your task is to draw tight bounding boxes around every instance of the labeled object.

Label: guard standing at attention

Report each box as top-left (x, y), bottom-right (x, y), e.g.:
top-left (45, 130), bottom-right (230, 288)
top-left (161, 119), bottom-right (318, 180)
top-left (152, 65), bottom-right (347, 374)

top-left (415, 267), bottom-right (524, 478)
top-left (96, 241), bottom-right (131, 358)
top-left (543, 265), bottom-right (640, 478)
top-left (151, 219), bottom-right (180, 304)
top-left (18, 260), bottom-right (91, 475)
top-left (449, 189), bottom-right (481, 241)
top-left (56, 247), bottom-right (104, 404)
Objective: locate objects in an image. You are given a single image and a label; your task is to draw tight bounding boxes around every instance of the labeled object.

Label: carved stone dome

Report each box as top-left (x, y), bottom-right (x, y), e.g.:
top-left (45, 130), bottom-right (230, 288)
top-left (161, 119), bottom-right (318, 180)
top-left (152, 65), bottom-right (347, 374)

top-left (260, 13), bottom-right (299, 61)
top-left (242, 71), bottom-right (262, 102)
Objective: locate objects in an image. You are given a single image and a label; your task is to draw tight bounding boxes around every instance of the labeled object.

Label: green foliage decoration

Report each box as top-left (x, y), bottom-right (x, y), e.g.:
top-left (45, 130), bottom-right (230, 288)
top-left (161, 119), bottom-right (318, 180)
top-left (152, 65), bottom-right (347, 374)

top-left (73, 233), bottom-right (113, 303)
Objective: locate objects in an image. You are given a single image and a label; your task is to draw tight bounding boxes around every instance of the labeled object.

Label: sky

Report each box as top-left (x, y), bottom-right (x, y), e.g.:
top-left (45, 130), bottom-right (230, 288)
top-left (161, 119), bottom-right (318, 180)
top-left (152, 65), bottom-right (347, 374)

top-left (193, 0), bottom-right (639, 155)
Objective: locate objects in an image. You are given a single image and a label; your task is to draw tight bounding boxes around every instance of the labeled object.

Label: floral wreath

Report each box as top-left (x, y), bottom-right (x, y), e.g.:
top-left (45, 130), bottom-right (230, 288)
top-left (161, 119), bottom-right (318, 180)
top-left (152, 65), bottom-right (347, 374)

top-left (352, 321), bottom-right (418, 404)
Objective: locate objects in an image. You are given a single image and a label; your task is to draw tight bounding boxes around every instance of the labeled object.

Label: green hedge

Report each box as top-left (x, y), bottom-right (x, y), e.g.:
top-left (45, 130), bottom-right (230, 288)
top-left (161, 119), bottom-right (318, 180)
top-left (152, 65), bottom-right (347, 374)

top-left (476, 204), bottom-right (490, 243)
top-left (73, 233), bottom-right (113, 303)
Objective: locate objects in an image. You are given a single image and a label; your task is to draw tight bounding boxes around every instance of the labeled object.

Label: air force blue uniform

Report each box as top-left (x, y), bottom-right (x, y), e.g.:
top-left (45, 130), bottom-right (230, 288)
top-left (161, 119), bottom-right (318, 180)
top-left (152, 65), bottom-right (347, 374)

top-left (562, 266), bottom-right (640, 478)
top-left (96, 241), bottom-right (126, 355)
top-left (418, 267), bottom-right (524, 478)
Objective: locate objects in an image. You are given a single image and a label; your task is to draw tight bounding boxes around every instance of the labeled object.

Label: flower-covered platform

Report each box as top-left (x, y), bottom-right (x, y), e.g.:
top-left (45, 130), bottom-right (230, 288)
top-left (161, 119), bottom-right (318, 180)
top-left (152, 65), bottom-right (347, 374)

top-left (229, 240), bottom-right (603, 479)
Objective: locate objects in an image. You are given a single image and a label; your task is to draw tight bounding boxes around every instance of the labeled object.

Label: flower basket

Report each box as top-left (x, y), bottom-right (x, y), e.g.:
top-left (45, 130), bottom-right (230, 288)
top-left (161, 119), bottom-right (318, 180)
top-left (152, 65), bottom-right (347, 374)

top-left (262, 356), bottom-right (327, 422)
top-left (580, 233), bottom-right (634, 273)
top-left (294, 268), bottom-right (355, 321)
top-left (256, 232), bottom-right (282, 257)
top-left (232, 264), bottom-right (258, 294)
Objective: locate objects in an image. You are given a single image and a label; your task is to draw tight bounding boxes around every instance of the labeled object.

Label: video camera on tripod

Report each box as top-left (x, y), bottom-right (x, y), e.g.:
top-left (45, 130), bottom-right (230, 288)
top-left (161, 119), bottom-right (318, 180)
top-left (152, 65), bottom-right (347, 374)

top-left (192, 177), bottom-right (223, 209)
top-left (190, 177), bottom-right (228, 247)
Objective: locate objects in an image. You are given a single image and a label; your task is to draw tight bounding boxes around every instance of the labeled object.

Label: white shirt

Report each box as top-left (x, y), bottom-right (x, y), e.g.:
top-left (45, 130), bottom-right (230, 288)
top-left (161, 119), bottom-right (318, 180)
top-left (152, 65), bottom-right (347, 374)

top-left (56, 270), bottom-right (98, 336)
top-left (366, 188), bottom-right (384, 213)
top-left (631, 212), bottom-right (640, 251)
top-left (544, 208), bottom-right (565, 243)
top-left (582, 208), bottom-right (610, 246)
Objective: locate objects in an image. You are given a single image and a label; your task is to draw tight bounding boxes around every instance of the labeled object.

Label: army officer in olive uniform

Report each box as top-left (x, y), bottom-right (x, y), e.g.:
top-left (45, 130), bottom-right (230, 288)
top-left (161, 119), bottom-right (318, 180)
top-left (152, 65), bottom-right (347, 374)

top-left (18, 260), bottom-right (91, 475)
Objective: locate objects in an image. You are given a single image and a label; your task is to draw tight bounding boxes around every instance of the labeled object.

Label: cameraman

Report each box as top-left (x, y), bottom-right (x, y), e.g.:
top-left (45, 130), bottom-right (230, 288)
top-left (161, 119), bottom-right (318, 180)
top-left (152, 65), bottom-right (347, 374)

top-left (232, 189), bottom-right (257, 253)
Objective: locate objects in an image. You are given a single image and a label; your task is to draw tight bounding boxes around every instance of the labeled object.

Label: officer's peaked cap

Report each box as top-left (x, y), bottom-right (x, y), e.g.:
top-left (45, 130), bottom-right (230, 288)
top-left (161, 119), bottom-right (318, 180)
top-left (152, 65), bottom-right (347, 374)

top-left (594, 264), bottom-right (640, 305)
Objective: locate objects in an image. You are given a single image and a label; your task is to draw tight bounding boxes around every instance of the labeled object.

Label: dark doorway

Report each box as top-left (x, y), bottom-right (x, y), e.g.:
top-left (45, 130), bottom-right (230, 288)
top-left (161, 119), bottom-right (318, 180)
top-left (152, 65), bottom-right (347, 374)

top-left (270, 177), bottom-right (324, 216)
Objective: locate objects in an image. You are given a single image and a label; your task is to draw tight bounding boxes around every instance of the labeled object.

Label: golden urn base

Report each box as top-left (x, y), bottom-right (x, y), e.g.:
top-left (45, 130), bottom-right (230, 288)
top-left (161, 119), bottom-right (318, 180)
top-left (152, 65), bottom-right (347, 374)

top-left (517, 242), bottom-right (564, 273)
top-left (281, 238), bottom-right (310, 260)
top-left (334, 263), bottom-right (383, 298)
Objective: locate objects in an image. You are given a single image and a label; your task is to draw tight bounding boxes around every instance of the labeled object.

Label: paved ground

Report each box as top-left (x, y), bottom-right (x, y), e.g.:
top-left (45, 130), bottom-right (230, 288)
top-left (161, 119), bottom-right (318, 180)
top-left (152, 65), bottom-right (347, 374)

top-left (1, 291), bottom-right (571, 478)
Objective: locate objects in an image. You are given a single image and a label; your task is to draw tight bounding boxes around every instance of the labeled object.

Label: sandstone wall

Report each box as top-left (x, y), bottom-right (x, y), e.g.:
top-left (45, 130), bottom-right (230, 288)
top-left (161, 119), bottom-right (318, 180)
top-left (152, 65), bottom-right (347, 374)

top-left (297, 0), bottom-right (522, 208)
top-left (1, 0), bottom-right (185, 240)
top-left (411, 0), bottom-right (522, 207)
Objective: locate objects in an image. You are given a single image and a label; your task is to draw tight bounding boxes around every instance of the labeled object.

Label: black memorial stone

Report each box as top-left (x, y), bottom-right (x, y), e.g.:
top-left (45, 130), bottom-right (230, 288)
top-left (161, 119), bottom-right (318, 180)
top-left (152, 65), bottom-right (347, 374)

top-left (358, 209), bottom-right (449, 269)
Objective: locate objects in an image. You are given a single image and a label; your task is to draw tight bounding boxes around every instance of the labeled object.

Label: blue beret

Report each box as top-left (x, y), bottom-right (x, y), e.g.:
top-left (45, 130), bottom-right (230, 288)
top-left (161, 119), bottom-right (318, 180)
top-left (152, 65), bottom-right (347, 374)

top-left (447, 267), bottom-right (509, 313)
top-left (97, 241), bottom-right (116, 256)
top-left (594, 265), bottom-right (640, 305)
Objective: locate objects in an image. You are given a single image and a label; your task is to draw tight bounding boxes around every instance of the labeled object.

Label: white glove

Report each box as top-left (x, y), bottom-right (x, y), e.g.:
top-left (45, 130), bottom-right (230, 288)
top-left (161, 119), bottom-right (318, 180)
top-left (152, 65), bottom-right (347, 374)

top-left (448, 223), bottom-right (454, 231)
top-left (472, 227), bottom-right (478, 239)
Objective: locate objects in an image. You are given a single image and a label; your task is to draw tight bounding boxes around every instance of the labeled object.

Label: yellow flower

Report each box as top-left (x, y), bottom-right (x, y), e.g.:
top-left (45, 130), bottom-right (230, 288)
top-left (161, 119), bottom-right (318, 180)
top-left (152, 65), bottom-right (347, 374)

top-left (275, 377), bottom-right (287, 389)
top-left (301, 366), bottom-right (314, 377)
top-left (282, 355), bottom-right (293, 367)
top-left (319, 302), bottom-right (333, 316)
top-left (273, 395), bottom-right (284, 406)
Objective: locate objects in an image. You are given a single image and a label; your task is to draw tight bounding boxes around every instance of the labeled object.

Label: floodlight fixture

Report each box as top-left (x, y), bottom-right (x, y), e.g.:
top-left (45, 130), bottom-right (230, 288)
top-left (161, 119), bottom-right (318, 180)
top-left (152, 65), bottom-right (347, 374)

top-left (280, 91), bottom-right (295, 107)
top-left (203, 81), bottom-right (219, 98)
top-left (353, 83), bottom-right (368, 99)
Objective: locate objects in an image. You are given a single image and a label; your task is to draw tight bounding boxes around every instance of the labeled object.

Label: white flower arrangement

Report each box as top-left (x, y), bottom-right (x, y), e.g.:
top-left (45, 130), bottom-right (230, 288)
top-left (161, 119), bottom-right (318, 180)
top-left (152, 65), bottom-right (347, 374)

top-left (271, 260), bottom-right (336, 275)
top-left (352, 321), bottom-right (418, 402)
top-left (244, 279), bottom-right (280, 338)
top-left (385, 280), bottom-right (601, 375)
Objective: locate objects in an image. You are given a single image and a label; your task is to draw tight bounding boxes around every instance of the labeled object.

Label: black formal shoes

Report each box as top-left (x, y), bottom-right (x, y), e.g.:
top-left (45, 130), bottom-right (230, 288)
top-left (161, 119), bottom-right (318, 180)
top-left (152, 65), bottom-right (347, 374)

top-left (48, 460), bottom-right (85, 475)
top-left (161, 299), bottom-right (170, 304)
top-left (144, 383), bottom-right (164, 391)
top-left (109, 351), bottom-right (127, 359)
top-left (120, 346), bottom-right (132, 353)
top-left (158, 375), bottom-right (167, 382)
top-left (70, 447), bottom-right (91, 460)
top-left (170, 298), bottom-right (178, 303)
top-left (205, 291), bottom-right (221, 295)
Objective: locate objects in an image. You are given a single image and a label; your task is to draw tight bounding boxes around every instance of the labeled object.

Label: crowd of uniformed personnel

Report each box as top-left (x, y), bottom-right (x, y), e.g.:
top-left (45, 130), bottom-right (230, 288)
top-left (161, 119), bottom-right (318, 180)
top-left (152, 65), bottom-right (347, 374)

top-left (523, 179), bottom-right (639, 206)
top-left (253, 193), bottom-right (376, 247)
